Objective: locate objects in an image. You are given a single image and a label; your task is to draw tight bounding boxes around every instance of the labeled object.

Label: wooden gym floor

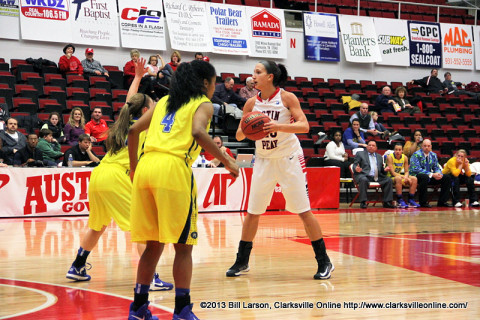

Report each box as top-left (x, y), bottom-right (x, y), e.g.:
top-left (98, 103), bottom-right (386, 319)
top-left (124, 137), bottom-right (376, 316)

top-left (1, 206), bottom-right (479, 319)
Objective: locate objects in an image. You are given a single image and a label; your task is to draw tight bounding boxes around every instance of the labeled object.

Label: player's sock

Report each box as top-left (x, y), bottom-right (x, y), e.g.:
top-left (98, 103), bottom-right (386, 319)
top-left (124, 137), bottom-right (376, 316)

top-left (72, 247), bottom-right (90, 268)
top-left (132, 283), bottom-right (150, 311)
top-left (397, 194), bottom-right (404, 200)
top-left (311, 238), bottom-right (330, 264)
top-left (174, 288), bottom-right (191, 314)
top-left (408, 193), bottom-right (415, 200)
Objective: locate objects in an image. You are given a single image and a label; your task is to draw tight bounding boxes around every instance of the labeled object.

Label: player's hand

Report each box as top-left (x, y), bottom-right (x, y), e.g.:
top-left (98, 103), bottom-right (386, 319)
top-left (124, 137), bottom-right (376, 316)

top-left (263, 121), bottom-right (279, 134)
top-left (384, 166), bottom-right (391, 172)
top-left (225, 157), bottom-right (239, 178)
top-left (134, 58), bottom-right (148, 78)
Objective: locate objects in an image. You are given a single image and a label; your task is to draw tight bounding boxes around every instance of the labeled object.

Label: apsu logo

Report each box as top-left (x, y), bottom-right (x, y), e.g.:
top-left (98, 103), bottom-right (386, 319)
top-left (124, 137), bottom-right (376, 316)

top-left (21, 0), bottom-right (69, 20)
top-left (251, 9), bottom-right (282, 39)
top-left (0, 174), bottom-right (10, 190)
top-left (121, 6), bottom-right (162, 24)
top-left (203, 173), bottom-right (236, 208)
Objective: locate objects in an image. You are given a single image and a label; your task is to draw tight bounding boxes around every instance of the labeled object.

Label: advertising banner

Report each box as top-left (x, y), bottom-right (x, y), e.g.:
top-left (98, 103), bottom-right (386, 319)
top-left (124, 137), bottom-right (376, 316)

top-left (441, 23), bottom-right (474, 70)
top-left (408, 21), bottom-right (442, 68)
top-left (374, 17), bottom-right (409, 66)
top-left (119, 0), bottom-right (167, 50)
top-left (0, 0), bottom-right (20, 40)
top-left (303, 12), bottom-right (340, 62)
top-left (338, 15), bottom-right (381, 63)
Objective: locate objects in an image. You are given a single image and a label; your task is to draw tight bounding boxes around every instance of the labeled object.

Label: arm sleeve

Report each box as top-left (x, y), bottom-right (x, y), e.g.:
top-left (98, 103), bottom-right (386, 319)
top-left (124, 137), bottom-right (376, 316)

top-left (82, 60), bottom-right (95, 74)
top-left (409, 153), bottom-right (428, 175)
top-left (76, 57), bottom-right (84, 75)
top-left (58, 56), bottom-right (69, 73)
top-left (63, 124), bottom-right (72, 144)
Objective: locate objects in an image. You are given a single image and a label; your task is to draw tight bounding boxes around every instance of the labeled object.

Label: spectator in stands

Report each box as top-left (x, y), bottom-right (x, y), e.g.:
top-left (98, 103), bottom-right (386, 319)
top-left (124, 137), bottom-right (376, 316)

top-left (64, 107), bottom-right (86, 146)
top-left (239, 77), bottom-right (258, 100)
top-left (144, 55), bottom-right (167, 99)
top-left (164, 50), bottom-right (181, 74)
top-left (84, 107), bottom-right (108, 144)
top-left (194, 52), bottom-right (204, 60)
top-left (204, 136), bottom-right (235, 168)
top-left (349, 103), bottom-right (379, 137)
top-left (37, 128), bottom-right (63, 165)
top-left (394, 86), bottom-right (421, 115)
top-left (409, 139), bottom-right (451, 207)
top-left (145, 54), bottom-right (165, 81)
top-left (58, 43), bottom-right (83, 76)
top-left (123, 49), bottom-right (141, 88)
top-left (442, 149), bottom-right (479, 208)
top-left (0, 138), bottom-right (8, 166)
top-left (0, 118), bottom-right (27, 165)
top-left (386, 143), bottom-right (420, 208)
top-left (212, 77), bottom-right (247, 123)
top-left (0, 103), bottom-right (9, 131)
top-left (13, 133), bottom-right (44, 167)
top-left (62, 133), bottom-right (100, 167)
top-left (81, 48), bottom-right (118, 89)
top-left (403, 130), bottom-right (423, 158)
top-left (353, 140), bottom-right (394, 209)
top-left (443, 72), bottom-right (480, 99)
top-left (343, 119), bottom-right (367, 150)
top-left (324, 129), bottom-right (350, 178)
top-left (41, 112), bottom-right (64, 144)
top-left (375, 86), bottom-right (399, 114)
top-left (369, 111), bottom-right (390, 139)
top-left (409, 69), bottom-right (447, 95)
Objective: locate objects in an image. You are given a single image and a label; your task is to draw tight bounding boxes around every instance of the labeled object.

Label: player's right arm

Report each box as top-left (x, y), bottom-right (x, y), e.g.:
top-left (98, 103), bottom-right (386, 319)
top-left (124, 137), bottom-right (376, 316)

top-left (193, 102), bottom-right (239, 178)
top-left (235, 96), bottom-right (255, 141)
top-left (386, 155), bottom-right (397, 177)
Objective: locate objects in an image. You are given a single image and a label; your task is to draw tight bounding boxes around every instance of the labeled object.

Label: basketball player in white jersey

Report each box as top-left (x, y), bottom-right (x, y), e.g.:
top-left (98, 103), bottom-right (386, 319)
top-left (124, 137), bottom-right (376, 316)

top-left (226, 60), bottom-right (334, 280)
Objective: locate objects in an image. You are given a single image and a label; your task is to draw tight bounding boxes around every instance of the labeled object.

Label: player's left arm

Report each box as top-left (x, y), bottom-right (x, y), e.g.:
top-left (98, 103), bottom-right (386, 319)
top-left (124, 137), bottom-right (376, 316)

top-left (263, 91), bottom-right (309, 134)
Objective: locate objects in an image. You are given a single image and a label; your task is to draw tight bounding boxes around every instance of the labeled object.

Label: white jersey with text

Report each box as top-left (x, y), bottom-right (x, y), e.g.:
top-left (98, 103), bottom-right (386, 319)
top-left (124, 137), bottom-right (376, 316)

top-left (253, 88), bottom-right (302, 158)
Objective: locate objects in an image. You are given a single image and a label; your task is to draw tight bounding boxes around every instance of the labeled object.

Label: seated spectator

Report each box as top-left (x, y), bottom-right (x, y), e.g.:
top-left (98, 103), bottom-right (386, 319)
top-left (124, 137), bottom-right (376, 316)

top-left (369, 111), bottom-right (390, 139)
top-left (442, 149), bottom-right (479, 208)
top-left (13, 133), bottom-right (45, 167)
top-left (64, 107), bottom-right (86, 146)
top-left (81, 48), bottom-right (118, 89)
top-left (0, 117), bottom-right (27, 165)
top-left (353, 140), bottom-right (394, 209)
top-left (124, 49), bottom-right (140, 88)
top-left (204, 136), bottom-right (235, 168)
top-left (85, 107), bottom-right (108, 144)
top-left (145, 54), bottom-right (165, 81)
top-left (0, 102), bottom-right (9, 131)
top-left (163, 50), bottom-right (181, 74)
top-left (386, 143), bottom-right (420, 208)
top-left (0, 137), bottom-right (8, 166)
top-left (375, 86), bottom-right (399, 114)
top-left (211, 77), bottom-right (246, 124)
top-left (58, 43), bottom-right (83, 75)
top-left (443, 72), bottom-right (480, 99)
top-left (239, 77), bottom-right (259, 100)
top-left (324, 129), bottom-right (350, 178)
top-left (41, 112), bottom-right (65, 143)
top-left (194, 52), bottom-right (204, 61)
top-left (343, 119), bottom-right (367, 150)
top-left (62, 134), bottom-right (100, 167)
top-left (349, 103), bottom-right (379, 137)
top-left (403, 130), bottom-right (423, 159)
top-left (409, 68), bottom-right (447, 95)
top-left (37, 128), bottom-right (63, 165)
top-left (409, 139), bottom-right (451, 207)
top-left (394, 86), bottom-right (421, 114)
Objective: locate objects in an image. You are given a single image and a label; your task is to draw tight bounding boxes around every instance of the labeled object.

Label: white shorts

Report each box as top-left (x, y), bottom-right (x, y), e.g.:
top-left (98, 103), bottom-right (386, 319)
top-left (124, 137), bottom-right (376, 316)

top-left (248, 150), bottom-right (311, 215)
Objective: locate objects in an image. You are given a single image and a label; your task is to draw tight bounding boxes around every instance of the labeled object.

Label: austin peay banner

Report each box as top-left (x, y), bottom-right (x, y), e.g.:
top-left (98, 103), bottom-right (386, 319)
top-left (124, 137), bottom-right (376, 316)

top-left (441, 23), bottom-right (474, 70)
top-left (206, 3), bottom-right (250, 55)
top-left (246, 7), bottom-right (287, 59)
top-left (70, 0), bottom-right (119, 47)
top-left (374, 17), bottom-right (410, 67)
top-left (303, 12), bottom-right (340, 62)
top-left (164, 0), bottom-right (212, 52)
top-left (19, 0), bottom-right (72, 43)
top-left (338, 15), bottom-right (381, 63)
top-left (408, 21), bottom-right (442, 68)
top-left (0, 167), bottom-right (339, 217)
top-left (118, 0), bottom-right (167, 50)
top-left (0, 0), bottom-right (20, 40)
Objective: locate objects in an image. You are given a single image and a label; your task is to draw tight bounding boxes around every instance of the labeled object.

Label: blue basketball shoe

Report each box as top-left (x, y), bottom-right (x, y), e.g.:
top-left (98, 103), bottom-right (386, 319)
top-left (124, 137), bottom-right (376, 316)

top-left (66, 263), bottom-right (92, 281)
top-left (128, 302), bottom-right (158, 320)
top-left (172, 304), bottom-right (199, 320)
top-left (150, 273), bottom-right (174, 291)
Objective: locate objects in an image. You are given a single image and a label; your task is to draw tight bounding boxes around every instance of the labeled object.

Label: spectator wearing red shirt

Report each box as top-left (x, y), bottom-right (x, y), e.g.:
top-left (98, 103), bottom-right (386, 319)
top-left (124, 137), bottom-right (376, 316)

top-left (204, 136), bottom-right (235, 167)
top-left (85, 107), bottom-right (108, 143)
top-left (123, 49), bottom-right (140, 87)
top-left (58, 44), bottom-right (83, 75)
top-left (164, 50), bottom-right (181, 74)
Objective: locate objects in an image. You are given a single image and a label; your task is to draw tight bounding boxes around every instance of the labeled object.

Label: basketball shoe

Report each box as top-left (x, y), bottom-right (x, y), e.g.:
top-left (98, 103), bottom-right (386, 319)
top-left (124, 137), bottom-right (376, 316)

top-left (172, 304), bottom-right (199, 320)
top-left (226, 241), bottom-right (252, 277)
top-left (150, 273), bottom-right (173, 291)
top-left (408, 199), bottom-right (421, 208)
top-left (128, 302), bottom-right (158, 320)
top-left (397, 199), bottom-right (408, 209)
top-left (314, 261), bottom-right (335, 280)
top-left (66, 263), bottom-right (92, 281)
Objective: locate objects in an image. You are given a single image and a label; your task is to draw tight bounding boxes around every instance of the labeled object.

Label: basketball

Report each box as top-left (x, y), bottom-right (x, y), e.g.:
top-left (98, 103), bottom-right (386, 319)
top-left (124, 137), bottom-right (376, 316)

top-left (241, 111), bottom-right (271, 141)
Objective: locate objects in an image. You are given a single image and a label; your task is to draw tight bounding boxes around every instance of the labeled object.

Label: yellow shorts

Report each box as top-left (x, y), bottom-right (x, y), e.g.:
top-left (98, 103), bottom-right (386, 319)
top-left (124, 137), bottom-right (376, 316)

top-left (130, 152), bottom-right (198, 245)
top-left (88, 163), bottom-right (131, 232)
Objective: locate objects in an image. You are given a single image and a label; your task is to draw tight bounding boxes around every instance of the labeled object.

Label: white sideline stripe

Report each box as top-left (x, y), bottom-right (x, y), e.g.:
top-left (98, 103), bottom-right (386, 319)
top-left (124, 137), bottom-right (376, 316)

top-left (0, 283), bottom-right (57, 319)
top-left (0, 278), bottom-right (174, 316)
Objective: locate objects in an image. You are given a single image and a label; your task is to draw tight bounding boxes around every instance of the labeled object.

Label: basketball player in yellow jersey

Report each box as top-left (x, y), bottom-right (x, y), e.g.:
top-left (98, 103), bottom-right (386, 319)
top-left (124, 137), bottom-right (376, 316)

top-left (66, 58), bottom-right (172, 291)
top-left (386, 143), bottom-right (420, 208)
top-left (127, 60), bottom-right (239, 320)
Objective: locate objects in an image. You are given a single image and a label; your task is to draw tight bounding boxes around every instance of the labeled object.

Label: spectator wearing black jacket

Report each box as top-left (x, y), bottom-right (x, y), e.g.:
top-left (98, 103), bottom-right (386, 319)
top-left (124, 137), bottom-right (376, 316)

top-left (0, 118), bottom-right (27, 165)
top-left (13, 133), bottom-right (44, 167)
top-left (211, 77), bottom-right (246, 123)
top-left (409, 69), bottom-right (447, 95)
